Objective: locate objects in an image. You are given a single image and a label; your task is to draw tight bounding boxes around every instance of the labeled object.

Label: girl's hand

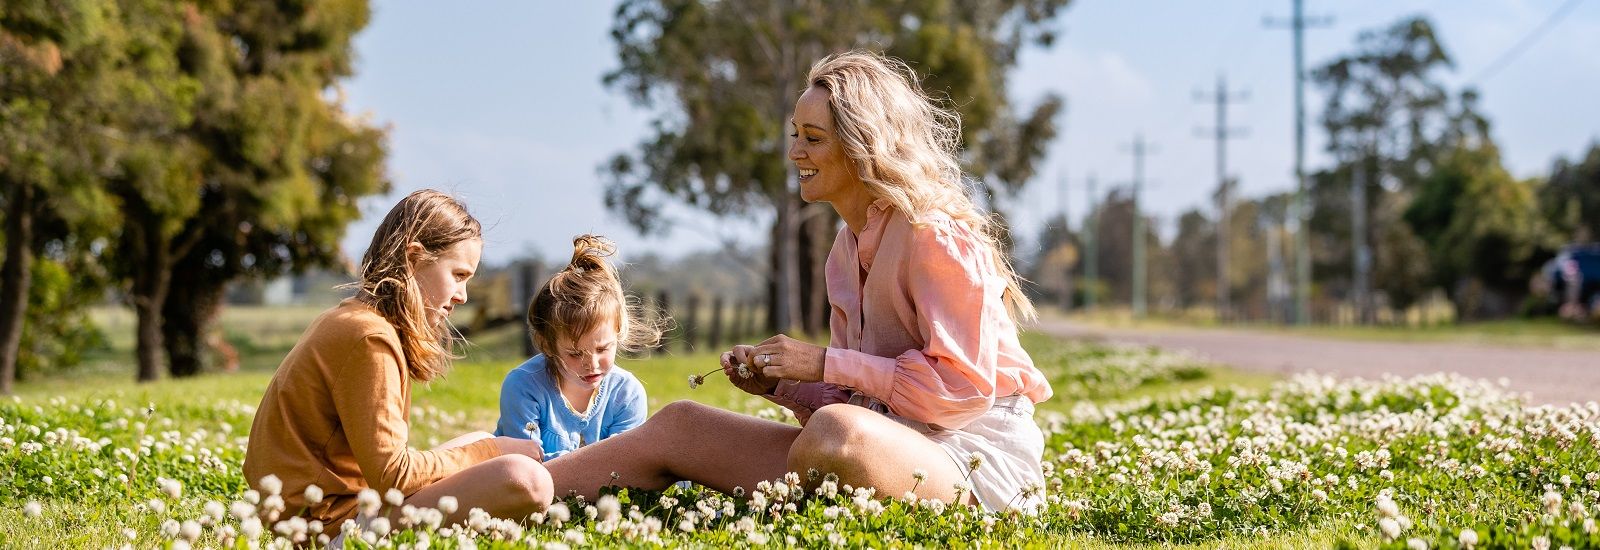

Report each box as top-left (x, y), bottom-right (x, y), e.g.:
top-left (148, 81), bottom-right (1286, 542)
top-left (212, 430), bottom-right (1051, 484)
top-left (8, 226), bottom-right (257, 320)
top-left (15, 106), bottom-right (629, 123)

top-left (721, 345), bottom-right (780, 396)
top-left (749, 334), bottom-right (826, 383)
top-left (492, 436), bottom-right (544, 462)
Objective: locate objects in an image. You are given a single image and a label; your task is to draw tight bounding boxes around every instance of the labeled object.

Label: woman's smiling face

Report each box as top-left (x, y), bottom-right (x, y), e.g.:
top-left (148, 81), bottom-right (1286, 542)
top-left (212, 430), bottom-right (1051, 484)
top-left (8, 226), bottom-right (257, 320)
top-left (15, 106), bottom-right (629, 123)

top-left (789, 86), bottom-right (863, 204)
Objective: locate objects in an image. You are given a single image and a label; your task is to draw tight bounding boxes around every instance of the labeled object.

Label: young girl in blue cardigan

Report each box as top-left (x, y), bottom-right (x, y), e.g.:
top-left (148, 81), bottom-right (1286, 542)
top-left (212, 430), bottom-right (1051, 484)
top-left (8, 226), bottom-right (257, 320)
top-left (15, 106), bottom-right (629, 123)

top-left (494, 235), bottom-right (663, 460)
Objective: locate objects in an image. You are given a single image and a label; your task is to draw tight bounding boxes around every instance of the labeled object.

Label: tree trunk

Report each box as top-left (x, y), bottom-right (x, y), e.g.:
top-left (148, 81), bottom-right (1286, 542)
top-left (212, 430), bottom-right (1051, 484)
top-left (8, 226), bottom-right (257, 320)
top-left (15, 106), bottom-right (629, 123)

top-left (132, 243), bottom-right (172, 382)
top-left (162, 271), bottom-right (227, 378)
top-left (0, 182), bottom-right (35, 394)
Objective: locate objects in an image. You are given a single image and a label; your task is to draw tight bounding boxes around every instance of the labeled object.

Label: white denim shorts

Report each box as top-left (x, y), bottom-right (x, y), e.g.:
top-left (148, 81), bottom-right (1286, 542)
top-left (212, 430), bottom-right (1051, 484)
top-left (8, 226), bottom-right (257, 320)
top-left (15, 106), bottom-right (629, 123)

top-left (853, 394), bottom-right (1047, 512)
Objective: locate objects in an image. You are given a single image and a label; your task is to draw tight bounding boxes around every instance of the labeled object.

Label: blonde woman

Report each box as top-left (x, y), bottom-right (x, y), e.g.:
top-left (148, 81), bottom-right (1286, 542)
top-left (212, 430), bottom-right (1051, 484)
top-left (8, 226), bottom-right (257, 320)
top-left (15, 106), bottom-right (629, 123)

top-left (547, 50), bottom-right (1053, 512)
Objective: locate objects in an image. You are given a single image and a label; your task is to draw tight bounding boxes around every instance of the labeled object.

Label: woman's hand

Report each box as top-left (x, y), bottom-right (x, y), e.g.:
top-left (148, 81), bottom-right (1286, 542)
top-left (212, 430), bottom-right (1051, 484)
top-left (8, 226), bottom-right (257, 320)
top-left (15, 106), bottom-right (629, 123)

top-left (722, 345), bottom-right (780, 396)
top-left (749, 334), bottom-right (826, 383)
top-left (491, 436), bottom-right (544, 462)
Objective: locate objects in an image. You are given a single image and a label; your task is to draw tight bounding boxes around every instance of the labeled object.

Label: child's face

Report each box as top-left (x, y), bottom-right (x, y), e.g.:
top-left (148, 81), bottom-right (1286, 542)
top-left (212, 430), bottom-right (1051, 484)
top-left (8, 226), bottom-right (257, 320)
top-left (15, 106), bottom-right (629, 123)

top-left (553, 321), bottom-right (619, 391)
top-left (411, 238), bottom-right (481, 326)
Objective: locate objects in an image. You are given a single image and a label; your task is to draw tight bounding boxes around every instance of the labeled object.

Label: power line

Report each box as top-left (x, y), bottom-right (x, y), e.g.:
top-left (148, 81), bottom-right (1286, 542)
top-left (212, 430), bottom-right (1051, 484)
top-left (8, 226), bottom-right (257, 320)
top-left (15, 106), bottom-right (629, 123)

top-left (1468, 0), bottom-right (1588, 85)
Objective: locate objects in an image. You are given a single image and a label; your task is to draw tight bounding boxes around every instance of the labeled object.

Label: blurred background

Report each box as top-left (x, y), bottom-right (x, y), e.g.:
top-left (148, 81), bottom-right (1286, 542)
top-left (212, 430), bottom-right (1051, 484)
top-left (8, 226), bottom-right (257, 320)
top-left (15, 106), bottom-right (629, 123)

top-left (2, 0), bottom-right (1597, 392)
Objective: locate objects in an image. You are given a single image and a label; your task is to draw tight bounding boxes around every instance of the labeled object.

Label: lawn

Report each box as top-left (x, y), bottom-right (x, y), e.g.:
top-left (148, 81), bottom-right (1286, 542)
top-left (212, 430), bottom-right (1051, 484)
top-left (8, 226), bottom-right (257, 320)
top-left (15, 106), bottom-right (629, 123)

top-left (1, 307), bottom-right (1593, 548)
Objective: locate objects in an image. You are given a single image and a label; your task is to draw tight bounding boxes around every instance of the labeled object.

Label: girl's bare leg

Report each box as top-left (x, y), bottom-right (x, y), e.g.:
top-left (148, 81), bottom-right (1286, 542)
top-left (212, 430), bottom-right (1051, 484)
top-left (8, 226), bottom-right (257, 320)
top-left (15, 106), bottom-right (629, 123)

top-left (788, 404), bottom-right (969, 502)
top-left (432, 430), bottom-right (494, 451)
top-left (544, 400), bottom-right (801, 500)
top-left (403, 454), bottom-right (552, 524)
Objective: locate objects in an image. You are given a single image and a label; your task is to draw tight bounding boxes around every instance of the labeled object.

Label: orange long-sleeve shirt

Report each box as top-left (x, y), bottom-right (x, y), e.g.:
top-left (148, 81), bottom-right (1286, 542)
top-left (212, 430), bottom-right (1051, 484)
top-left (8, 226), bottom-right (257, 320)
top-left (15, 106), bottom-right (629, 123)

top-left (243, 299), bottom-right (500, 524)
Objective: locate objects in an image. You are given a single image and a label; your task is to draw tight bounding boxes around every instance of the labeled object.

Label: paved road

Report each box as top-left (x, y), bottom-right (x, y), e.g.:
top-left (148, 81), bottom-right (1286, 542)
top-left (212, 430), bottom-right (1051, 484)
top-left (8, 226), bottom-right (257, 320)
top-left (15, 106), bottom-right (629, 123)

top-left (1035, 320), bottom-right (1600, 406)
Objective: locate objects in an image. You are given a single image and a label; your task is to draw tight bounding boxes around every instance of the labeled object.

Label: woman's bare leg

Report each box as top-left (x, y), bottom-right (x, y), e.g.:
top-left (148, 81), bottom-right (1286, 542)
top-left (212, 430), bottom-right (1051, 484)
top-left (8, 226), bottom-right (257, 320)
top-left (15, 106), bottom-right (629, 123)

top-left (788, 404), bottom-right (968, 502)
top-left (403, 455), bottom-right (552, 524)
top-left (544, 400), bottom-right (801, 500)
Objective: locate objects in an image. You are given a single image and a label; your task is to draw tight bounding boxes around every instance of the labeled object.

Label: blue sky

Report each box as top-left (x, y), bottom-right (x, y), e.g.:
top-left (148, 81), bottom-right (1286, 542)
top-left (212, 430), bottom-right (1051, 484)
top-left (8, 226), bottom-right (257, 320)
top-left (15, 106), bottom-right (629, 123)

top-left (340, 0), bottom-right (1600, 265)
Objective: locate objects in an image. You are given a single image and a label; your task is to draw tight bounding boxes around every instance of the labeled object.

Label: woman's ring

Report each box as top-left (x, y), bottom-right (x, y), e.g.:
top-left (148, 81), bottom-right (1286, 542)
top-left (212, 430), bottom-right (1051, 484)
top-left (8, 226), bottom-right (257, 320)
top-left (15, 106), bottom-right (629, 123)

top-left (757, 354), bottom-right (771, 366)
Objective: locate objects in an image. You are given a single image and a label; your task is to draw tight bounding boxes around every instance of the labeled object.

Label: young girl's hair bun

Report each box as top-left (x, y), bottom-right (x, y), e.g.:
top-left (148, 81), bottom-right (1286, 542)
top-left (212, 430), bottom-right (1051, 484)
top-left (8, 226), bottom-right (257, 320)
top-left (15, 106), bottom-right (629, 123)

top-left (566, 235), bottom-right (615, 275)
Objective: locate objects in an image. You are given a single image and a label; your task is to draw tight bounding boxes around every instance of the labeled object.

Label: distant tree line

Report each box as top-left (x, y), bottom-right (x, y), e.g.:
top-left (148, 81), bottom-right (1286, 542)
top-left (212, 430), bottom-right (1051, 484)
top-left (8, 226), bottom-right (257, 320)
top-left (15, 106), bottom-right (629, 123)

top-left (1024, 16), bottom-right (1599, 324)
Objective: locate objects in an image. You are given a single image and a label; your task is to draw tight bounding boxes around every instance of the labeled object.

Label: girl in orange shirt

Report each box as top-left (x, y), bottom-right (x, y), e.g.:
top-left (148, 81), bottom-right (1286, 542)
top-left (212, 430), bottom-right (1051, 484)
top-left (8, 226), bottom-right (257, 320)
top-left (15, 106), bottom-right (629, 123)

top-left (243, 190), bottom-right (551, 535)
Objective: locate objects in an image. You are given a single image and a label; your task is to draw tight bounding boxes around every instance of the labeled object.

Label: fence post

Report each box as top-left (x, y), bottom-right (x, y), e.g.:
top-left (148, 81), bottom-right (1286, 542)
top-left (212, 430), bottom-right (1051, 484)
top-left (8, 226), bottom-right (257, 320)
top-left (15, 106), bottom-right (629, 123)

top-left (521, 261), bottom-right (540, 357)
top-left (682, 294), bottom-right (700, 354)
top-left (708, 295), bottom-right (724, 350)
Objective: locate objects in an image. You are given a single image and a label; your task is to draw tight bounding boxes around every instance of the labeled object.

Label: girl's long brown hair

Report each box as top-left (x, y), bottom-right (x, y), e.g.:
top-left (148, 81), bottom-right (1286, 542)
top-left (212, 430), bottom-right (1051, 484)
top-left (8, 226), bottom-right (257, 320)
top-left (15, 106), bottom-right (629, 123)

top-left (354, 189), bottom-right (481, 382)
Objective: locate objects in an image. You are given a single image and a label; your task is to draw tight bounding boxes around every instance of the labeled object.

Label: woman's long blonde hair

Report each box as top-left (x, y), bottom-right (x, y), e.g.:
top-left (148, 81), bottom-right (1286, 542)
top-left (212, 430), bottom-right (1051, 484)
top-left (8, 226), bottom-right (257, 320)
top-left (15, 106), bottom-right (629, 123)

top-left (528, 235), bottom-right (664, 370)
top-left (354, 189), bottom-right (481, 382)
top-left (806, 50), bottom-right (1036, 322)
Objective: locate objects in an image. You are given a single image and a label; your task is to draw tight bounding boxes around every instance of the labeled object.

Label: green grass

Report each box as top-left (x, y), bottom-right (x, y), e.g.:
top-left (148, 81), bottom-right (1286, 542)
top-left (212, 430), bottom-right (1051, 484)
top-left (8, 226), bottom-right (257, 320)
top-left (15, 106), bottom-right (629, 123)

top-left (6, 305), bottom-right (1448, 549)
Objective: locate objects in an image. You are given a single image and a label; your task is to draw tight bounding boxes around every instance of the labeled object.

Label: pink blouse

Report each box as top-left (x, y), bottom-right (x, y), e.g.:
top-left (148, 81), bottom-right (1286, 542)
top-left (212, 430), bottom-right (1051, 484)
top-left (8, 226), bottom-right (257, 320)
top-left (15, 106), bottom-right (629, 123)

top-left (765, 200), bottom-right (1053, 430)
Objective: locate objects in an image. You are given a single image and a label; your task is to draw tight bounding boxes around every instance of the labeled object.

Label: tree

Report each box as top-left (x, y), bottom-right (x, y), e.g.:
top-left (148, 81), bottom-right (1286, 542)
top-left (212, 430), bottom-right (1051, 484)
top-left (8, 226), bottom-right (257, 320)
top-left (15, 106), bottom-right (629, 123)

top-left (1541, 143), bottom-right (1600, 244)
top-left (1312, 15), bottom-right (1456, 316)
top-left (0, 0), bottom-right (185, 392)
top-left (155, 1), bottom-right (388, 377)
top-left (1168, 209), bottom-right (1216, 309)
top-left (602, 0), bottom-right (1069, 333)
top-left (1405, 91), bottom-right (1555, 320)
top-left (1025, 213), bottom-right (1079, 308)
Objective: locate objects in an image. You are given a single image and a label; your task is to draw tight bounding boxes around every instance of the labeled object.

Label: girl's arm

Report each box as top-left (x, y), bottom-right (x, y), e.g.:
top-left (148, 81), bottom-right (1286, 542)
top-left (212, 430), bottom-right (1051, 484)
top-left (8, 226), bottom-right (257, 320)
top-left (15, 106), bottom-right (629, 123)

top-left (601, 374), bottom-right (648, 438)
top-left (495, 368), bottom-right (544, 441)
top-left (330, 333), bottom-right (500, 495)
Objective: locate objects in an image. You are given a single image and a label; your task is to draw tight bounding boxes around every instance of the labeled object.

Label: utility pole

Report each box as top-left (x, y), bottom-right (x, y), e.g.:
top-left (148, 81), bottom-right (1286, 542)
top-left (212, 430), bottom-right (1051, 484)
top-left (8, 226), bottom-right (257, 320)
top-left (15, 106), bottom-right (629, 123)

top-left (1057, 173), bottom-right (1073, 310)
top-left (1123, 135), bottom-right (1157, 318)
top-left (1195, 74), bottom-right (1249, 322)
top-left (1084, 173), bottom-right (1098, 311)
top-left (1267, 0), bottom-right (1332, 325)
top-left (1351, 146), bottom-right (1373, 324)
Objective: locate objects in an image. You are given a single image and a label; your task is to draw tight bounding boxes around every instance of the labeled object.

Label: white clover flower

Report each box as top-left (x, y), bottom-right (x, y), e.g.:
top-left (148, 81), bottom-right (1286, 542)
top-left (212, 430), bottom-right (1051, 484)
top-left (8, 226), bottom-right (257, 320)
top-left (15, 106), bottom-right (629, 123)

top-left (548, 502), bottom-right (571, 525)
top-left (385, 487), bottom-right (405, 507)
top-left (240, 517), bottom-right (263, 540)
top-left (437, 495), bottom-right (459, 515)
top-left (1406, 538), bottom-right (1428, 550)
top-left (968, 452), bottom-right (985, 472)
top-left (230, 500), bottom-right (256, 521)
top-left (158, 477), bottom-right (182, 499)
top-left (1376, 496), bottom-right (1400, 518)
top-left (1532, 535), bottom-right (1550, 550)
top-left (368, 516), bottom-right (391, 538)
top-left (687, 374), bottom-right (702, 389)
top-left (357, 488), bottom-right (381, 515)
top-left (203, 500), bottom-right (224, 524)
top-left (597, 495), bottom-right (621, 523)
top-left (23, 501), bottom-right (41, 518)
top-left (179, 520), bottom-right (201, 542)
top-left (304, 484), bottom-right (324, 506)
top-left (913, 469), bottom-right (928, 483)
top-left (1458, 528), bottom-right (1478, 548)
top-left (1378, 517), bottom-right (1401, 541)
top-left (1543, 490), bottom-right (1563, 515)
top-left (147, 498), bottom-right (167, 516)
top-left (259, 474), bottom-right (283, 497)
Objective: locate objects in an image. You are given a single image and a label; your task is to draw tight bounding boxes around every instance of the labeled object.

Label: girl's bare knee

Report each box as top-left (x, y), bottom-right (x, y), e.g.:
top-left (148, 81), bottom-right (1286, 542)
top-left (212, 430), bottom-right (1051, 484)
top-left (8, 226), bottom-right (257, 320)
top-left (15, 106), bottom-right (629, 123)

top-left (789, 405), bottom-right (873, 475)
top-left (501, 455), bottom-right (553, 511)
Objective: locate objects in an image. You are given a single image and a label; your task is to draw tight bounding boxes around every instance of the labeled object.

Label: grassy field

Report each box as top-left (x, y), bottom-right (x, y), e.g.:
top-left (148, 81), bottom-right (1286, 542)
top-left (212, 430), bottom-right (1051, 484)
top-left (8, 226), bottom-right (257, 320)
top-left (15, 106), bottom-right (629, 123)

top-left (4, 306), bottom-right (1592, 548)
